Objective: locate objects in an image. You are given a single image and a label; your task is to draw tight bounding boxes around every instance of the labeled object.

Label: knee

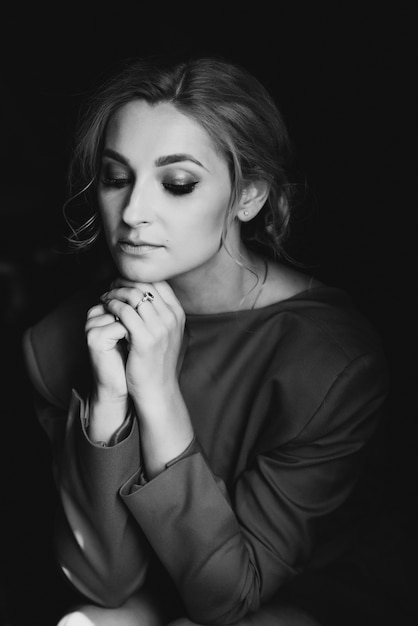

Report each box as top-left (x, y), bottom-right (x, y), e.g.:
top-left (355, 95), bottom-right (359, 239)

top-left (56, 592), bottom-right (167, 626)
top-left (56, 610), bottom-right (96, 626)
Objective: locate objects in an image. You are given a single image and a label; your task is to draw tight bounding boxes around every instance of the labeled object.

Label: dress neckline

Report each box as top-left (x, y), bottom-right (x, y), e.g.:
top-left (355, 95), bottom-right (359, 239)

top-left (185, 285), bottom-right (346, 322)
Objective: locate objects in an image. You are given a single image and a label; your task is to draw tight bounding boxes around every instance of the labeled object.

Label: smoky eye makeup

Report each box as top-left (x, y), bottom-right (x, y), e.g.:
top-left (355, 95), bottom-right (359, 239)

top-left (162, 178), bottom-right (199, 196)
top-left (163, 182), bottom-right (197, 196)
top-left (99, 156), bottom-right (200, 194)
top-left (100, 162), bottom-right (132, 188)
top-left (161, 169), bottom-right (200, 196)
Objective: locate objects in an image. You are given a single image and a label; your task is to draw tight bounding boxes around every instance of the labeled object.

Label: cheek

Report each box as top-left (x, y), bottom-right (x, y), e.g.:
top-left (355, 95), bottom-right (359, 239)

top-left (194, 191), bottom-right (230, 233)
top-left (98, 198), bottom-right (118, 233)
top-left (202, 198), bottom-right (229, 240)
top-left (174, 206), bottom-right (226, 250)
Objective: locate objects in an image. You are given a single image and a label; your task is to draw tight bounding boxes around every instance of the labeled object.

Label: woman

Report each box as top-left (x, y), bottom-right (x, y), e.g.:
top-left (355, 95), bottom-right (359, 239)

top-left (23, 56), bottom-right (388, 625)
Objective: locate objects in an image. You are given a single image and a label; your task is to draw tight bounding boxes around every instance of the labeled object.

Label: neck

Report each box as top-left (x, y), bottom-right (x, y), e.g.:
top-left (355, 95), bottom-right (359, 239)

top-left (169, 247), bottom-right (265, 315)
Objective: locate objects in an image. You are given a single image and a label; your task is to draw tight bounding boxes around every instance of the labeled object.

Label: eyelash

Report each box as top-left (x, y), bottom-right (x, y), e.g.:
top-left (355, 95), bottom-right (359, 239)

top-left (101, 178), bottom-right (130, 189)
top-left (101, 178), bottom-right (198, 196)
top-left (163, 182), bottom-right (197, 195)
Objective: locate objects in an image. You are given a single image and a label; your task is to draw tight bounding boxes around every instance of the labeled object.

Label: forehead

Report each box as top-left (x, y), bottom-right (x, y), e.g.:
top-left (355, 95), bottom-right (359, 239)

top-left (105, 100), bottom-right (223, 168)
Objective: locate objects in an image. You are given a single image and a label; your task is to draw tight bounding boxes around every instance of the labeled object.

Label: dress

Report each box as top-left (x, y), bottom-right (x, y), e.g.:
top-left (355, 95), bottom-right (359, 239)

top-left (22, 282), bottom-right (389, 624)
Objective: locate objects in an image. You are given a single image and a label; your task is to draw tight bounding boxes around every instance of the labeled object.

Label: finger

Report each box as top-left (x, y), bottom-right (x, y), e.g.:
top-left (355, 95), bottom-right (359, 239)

top-left (85, 313), bottom-right (122, 331)
top-left (101, 287), bottom-right (150, 310)
top-left (86, 319), bottom-right (128, 346)
top-left (103, 295), bottom-right (179, 351)
top-left (138, 283), bottom-right (184, 330)
top-left (107, 281), bottom-right (181, 314)
top-left (87, 303), bottom-right (108, 318)
top-left (87, 303), bottom-right (121, 327)
top-left (151, 281), bottom-right (183, 310)
top-left (110, 277), bottom-right (175, 304)
top-left (103, 286), bottom-right (165, 322)
top-left (106, 297), bottom-right (165, 342)
top-left (103, 298), bottom-right (149, 333)
top-left (101, 320), bottom-right (128, 342)
top-left (101, 287), bottom-right (158, 323)
top-left (107, 279), bottom-right (182, 313)
top-left (108, 290), bottom-right (181, 338)
top-left (103, 282), bottom-right (185, 329)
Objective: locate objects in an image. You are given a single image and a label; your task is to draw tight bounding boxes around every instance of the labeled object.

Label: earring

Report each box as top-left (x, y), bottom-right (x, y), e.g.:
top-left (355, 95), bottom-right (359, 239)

top-left (243, 210), bottom-right (249, 216)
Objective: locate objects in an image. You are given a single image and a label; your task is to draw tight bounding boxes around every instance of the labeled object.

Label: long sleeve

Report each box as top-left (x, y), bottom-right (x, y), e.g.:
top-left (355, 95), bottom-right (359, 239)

top-left (22, 327), bottom-right (151, 607)
top-left (56, 390), bottom-right (150, 606)
top-left (120, 351), bottom-right (387, 624)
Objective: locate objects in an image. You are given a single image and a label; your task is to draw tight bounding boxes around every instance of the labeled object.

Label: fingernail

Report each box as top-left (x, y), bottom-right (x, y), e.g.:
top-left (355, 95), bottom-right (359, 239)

top-left (100, 292), bottom-right (108, 301)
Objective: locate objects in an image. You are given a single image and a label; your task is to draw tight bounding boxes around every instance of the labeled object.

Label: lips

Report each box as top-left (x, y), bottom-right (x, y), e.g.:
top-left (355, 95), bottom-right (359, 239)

top-left (119, 238), bottom-right (161, 247)
top-left (118, 240), bottom-right (164, 255)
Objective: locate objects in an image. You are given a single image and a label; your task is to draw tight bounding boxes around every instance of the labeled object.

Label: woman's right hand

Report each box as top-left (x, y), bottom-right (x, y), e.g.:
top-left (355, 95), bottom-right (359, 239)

top-left (85, 303), bottom-right (130, 442)
top-left (86, 303), bottom-right (129, 398)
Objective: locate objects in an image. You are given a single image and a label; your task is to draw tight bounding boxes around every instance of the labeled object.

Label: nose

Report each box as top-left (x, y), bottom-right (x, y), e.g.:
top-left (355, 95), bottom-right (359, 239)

top-left (122, 183), bottom-right (153, 227)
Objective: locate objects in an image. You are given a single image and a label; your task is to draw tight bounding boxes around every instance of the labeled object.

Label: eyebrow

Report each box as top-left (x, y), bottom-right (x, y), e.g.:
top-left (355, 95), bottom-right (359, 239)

top-left (155, 154), bottom-right (208, 170)
top-left (102, 148), bottom-right (209, 171)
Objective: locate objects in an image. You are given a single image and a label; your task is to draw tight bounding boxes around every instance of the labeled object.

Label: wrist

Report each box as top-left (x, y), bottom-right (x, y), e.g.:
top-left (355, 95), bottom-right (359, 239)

top-left (88, 391), bottom-right (130, 445)
top-left (132, 380), bottom-right (180, 419)
top-left (131, 383), bottom-right (194, 478)
top-left (92, 384), bottom-right (128, 406)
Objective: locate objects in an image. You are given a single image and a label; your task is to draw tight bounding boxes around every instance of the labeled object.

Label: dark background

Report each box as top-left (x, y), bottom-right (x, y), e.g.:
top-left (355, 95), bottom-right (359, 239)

top-left (1, 6), bottom-right (416, 625)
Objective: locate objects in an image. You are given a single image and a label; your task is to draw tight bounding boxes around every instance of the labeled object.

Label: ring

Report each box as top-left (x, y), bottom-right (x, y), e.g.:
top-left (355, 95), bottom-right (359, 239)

top-left (134, 291), bottom-right (155, 313)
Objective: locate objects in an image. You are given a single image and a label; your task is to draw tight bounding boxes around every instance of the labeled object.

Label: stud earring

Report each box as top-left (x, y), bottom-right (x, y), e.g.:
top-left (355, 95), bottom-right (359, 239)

top-left (243, 210), bottom-right (249, 216)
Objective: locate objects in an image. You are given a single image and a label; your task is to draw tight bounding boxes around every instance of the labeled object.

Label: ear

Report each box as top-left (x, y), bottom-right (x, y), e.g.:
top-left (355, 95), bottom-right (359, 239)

top-left (236, 180), bottom-right (270, 222)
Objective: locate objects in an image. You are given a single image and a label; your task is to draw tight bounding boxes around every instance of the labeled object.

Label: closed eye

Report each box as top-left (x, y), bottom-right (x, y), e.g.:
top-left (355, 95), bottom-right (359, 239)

top-left (101, 177), bottom-right (131, 188)
top-left (163, 182), bottom-right (198, 196)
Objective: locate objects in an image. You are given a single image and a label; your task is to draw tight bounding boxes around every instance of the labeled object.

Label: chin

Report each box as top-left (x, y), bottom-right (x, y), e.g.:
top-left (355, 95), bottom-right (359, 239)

top-left (116, 262), bottom-right (166, 284)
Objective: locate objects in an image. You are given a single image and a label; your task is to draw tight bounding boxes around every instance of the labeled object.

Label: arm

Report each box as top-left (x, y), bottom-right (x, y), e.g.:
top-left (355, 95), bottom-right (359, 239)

top-left (56, 391), bottom-right (150, 607)
top-left (22, 328), bottom-right (151, 608)
top-left (120, 352), bottom-right (387, 624)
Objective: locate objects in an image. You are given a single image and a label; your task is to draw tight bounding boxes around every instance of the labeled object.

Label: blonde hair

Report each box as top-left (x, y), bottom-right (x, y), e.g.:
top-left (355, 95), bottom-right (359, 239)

top-left (64, 55), bottom-right (297, 260)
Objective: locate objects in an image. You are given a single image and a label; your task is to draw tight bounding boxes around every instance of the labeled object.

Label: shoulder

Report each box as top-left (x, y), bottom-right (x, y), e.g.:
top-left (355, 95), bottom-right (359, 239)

top-left (255, 282), bottom-right (389, 442)
top-left (272, 283), bottom-right (387, 383)
top-left (22, 282), bottom-right (103, 408)
top-left (260, 262), bottom-right (384, 363)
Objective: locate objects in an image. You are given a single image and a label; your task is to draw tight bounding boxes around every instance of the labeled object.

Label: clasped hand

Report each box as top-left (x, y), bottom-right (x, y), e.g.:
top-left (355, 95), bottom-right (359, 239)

top-left (85, 277), bottom-right (186, 408)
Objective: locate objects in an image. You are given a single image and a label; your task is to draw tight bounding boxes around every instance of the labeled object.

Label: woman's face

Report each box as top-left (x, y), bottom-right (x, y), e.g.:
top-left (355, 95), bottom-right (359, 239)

top-left (98, 100), bottom-right (236, 284)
